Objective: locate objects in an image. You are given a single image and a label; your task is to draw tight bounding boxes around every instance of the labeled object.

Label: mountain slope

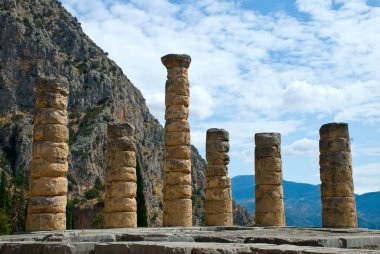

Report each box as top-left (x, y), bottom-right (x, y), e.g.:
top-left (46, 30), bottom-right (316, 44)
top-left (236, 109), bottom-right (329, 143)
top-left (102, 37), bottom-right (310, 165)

top-left (0, 0), bottom-right (251, 228)
top-left (232, 175), bottom-right (380, 229)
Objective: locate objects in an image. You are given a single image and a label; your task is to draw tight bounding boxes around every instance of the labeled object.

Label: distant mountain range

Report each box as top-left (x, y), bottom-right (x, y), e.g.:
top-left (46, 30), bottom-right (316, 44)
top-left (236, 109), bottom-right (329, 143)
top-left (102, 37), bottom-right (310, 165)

top-left (232, 175), bottom-right (380, 229)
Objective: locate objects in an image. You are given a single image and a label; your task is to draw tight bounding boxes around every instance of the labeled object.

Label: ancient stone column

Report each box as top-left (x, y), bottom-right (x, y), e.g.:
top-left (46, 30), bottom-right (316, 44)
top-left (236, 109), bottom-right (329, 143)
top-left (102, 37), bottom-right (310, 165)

top-left (319, 123), bottom-right (357, 228)
top-left (26, 76), bottom-right (69, 231)
top-left (162, 54), bottom-right (192, 227)
top-left (205, 128), bottom-right (233, 226)
top-left (104, 123), bottom-right (137, 228)
top-left (255, 133), bottom-right (285, 226)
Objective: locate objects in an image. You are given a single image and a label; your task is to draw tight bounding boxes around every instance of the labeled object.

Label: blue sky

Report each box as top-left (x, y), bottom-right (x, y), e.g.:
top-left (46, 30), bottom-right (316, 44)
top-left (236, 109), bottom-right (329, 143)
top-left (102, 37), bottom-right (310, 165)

top-left (61, 0), bottom-right (380, 194)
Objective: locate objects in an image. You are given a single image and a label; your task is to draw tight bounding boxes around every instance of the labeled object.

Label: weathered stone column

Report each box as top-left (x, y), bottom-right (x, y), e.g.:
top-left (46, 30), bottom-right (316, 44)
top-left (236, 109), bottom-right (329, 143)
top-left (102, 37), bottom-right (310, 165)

top-left (104, 123), bottom-right (137, 228)
top-left (319, 123), bottom-right (357, 228)
top-left (162, 54), bottom-right (192, 227)
top-left (255, 133), bottom-right (285, 226)
top-left (27, 76), bottom-right (69, 231)
top-left (205, 128), bottom-right (233, 226)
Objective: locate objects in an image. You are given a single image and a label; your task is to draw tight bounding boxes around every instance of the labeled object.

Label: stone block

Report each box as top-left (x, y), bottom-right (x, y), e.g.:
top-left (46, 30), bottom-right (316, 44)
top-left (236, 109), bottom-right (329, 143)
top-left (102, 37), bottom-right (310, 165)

top-left (320, 181), bottom-right (354, 197)
top-left (26, 212), bottom-right (66, 231)
top-left (32, 142), bottom-right (68, 160)
top-left (322, 212), bottom-right (357, 228)
top-left (165, 119), bottom-right (190, 132)
top-left (319, 137), bottom-right (350, 153)
top-left (255, 196), bottom-right (284, 213)
top-left (206, 165), bottom-right (228, 177)
top-left (162, 54), bottom-right (191, 69)
top-left (255, 133), bottom-right (281, 147)
top-left (206, 176), bottom-right (231, 189)
top-left (206, 152), bottom-right (230, 165)
top-left (165, 105), bottom-right (189, 120)
top-left (33, 124), bottom-right (68, 142)
top-left (107, 138), bottom-right (136, 152)
top-left (104, 197), bottom-right (137, 213)
top-left (319, 123), bottom-right (349, 139)
top-left (320, 166), bottom-right (353, 182)
top-left (36, 76), bottom-right (69, 95)
top-left (205, 187), bottom-right (232, 200)
top-left (206, 128), bottom-right (229, 141)
top-left (255, 172), bottom-right (282, 185)
top-left (107, 151), bottom-right (136, 168)
top-left (255, 185), bottom-right (283, 200)
top-left (163, 211), bottom-right (192, 227)
top-left (34, 108), bottom-right (68, 125)
top-left (107, 123), bottom-right (134, 139)
top-left (167, 66), bottom-right (189, 79)
top-left (165, 159), bottom-right (191, 173)
top-left (36, 91), bottom-right (68, 110)
top-left (164, 199), bottom-right (192, 213)
top-left (205, 212), bottom-right (233, 226)
top-left (205, 199), bottom-right (232, 214)
top-left (164, 131), bottom-right (190, 146)
top-left (165, 145), bottom-right (191, 160)
top-left (165, 79), bottom-right (190, 96)
top-left (103, 212), bottom-right (137, 228)
top-left (165, 171), bottom-right (191, 185)
top-left (255, 157), bottom-right (282, 174)
top-left (206, 140), bottom-right (230, 153)
top-left (106, 167), bottom-right (136, 183)
top-left (30, 160), bottom-right (68, 177)
top-left (255, 211), bottom-right (285, 226)
top-left (255, 146), bottom-right (281, 158)
top-left (27, 195), bottom-right (67, 214)
top-left (163, 184), bottom-right (192, 199)
top-left (105, 182), bottom-right (137, 198)
top-left (165, 93), bottom-right (189, 107)
top-left (29, 177), bottom-right (67, 196)
top-left (321, 197), bottom-right (356, 212)
top-left (319, 152), bottom-right (351, 168)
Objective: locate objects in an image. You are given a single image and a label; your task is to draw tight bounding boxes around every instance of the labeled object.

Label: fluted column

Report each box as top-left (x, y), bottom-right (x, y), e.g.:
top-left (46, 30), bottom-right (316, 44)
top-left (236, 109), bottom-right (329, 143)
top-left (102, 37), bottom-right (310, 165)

top-left (27, 76), bottom-right (69, 231)
top-left (205, 128), bottom-right (233, 226)
top-left (162, 54), bottom-right (192, 227)
top-left (104, 123), bottom-right (137, 228)
top-left (319, 123), bottom-right (357, 228)
top-left (255, 133), bottom-right (285, 226)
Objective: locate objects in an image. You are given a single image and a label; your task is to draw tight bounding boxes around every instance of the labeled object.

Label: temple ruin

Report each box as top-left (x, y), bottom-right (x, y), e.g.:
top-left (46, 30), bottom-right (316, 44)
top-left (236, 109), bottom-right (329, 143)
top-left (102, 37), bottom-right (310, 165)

top-left (319, 123), bottom-right (358, 228)
top-left (162, 54), bottom-right (193, 227)
top-left (254, 133), bottom-right (286, 226)
top-left (26, 76), bottom-right (69, 231)
top-left (205, 128), bottom-right (233, 226)
top-left (104, 123), bottom-right (137, 228)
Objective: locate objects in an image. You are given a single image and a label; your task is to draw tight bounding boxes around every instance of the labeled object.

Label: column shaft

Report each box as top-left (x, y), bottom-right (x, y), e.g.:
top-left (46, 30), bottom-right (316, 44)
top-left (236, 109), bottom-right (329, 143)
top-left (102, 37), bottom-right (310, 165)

top-left (205, 129), bottom-right (233, 226)
top-left (319, 123), bottom-right (357, 228)
top-left (104, 123), bottom-right (137, 228)
top-left (254, 133), bottom-right (285, 226)
top-left (27, 76), bottom-right (69, 231)
top-left (162, 54), bottom-right (192, 227)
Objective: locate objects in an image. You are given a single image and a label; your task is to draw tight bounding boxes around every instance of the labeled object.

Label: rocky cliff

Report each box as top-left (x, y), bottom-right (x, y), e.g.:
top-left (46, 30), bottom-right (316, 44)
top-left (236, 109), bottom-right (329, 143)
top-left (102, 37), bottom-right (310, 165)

top-left (0, 0), bottom-right (253, 228)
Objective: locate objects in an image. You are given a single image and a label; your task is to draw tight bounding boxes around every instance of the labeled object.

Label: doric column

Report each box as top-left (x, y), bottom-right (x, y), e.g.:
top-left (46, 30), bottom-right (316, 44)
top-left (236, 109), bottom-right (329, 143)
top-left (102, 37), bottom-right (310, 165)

top-left (104, 123), bottom-right (137, 228)
top-left (162, 54), bottom-right (192, 227)
top-left (319, 123), bottom-right (357, 228)
top-left (254, 133), bottom-right (285, 226)
top-left (27, 76), bottom-right (69, 231)
top-left (205, 128), bottom-right (233, 226)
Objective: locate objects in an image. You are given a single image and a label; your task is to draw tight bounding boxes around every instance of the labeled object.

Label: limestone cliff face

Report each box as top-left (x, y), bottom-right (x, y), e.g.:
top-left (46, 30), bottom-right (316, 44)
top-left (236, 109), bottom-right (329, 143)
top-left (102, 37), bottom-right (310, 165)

top-left (0, 0), bottom-right (252, 227)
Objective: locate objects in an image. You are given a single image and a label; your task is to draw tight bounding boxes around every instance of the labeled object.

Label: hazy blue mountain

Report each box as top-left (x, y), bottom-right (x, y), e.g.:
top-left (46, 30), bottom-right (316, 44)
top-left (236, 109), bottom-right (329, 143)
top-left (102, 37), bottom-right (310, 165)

top-left (232, 175), bottom-right (380, 229)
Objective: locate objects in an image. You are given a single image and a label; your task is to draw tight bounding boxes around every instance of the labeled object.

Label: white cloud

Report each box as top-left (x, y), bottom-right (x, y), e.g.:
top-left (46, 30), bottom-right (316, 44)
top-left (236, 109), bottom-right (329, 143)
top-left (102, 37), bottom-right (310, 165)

top-left (353, 163), bottom-right (380, 194)
top-left (283, 138), bottom-right (319, 156)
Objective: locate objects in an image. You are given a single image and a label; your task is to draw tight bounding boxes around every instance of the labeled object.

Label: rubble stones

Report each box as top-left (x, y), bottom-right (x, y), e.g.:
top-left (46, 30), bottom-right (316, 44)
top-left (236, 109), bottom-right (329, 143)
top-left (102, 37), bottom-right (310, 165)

top-left (26, 76), bottom-right (69, 231)
top-left (205, 128), bottom-right (233, 226)
top-left (104, 123), bottom-right (137, 228)
top-left (319, 123), bottom-right (357, 228)
top-left (254, 133), bottom-right (285, 226)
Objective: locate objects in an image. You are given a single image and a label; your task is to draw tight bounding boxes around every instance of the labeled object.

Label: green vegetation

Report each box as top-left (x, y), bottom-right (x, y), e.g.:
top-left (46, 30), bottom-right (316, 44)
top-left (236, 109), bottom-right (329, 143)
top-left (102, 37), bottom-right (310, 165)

top-left (66, 199), bottom-right (75, 229)
top-left (0, 209), bottom-right (11, 235)
top-left (85, 188), bottom-right (100, 200)
top-left (136, 158), bottom-right (148, 227)
top-left (91, 210), bottom-right (104, 229)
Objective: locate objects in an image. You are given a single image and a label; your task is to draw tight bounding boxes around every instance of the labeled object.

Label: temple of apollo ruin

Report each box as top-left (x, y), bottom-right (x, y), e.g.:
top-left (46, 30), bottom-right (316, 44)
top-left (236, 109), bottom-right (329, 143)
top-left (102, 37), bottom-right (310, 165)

top-left (24, 54), bottom-right (360, 231)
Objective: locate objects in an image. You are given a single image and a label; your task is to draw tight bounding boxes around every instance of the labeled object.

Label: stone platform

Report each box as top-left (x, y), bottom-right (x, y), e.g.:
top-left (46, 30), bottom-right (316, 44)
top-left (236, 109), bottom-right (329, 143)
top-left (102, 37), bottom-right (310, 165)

top-left (1, 227), bottom-right (380, 253)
